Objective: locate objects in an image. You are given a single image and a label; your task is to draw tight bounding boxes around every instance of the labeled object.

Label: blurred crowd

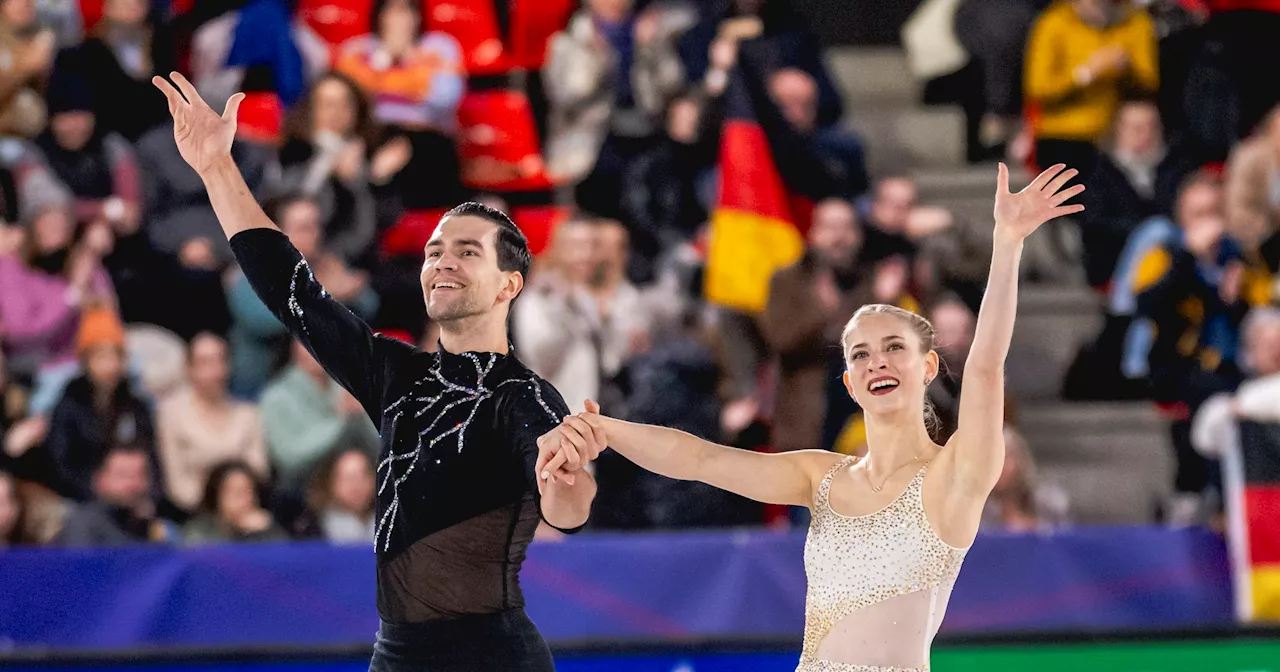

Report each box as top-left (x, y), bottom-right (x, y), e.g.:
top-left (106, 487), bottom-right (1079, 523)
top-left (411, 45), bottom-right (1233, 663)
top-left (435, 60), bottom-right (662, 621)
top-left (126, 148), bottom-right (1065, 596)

top-left (0, 0), bottom-right (1278, 550)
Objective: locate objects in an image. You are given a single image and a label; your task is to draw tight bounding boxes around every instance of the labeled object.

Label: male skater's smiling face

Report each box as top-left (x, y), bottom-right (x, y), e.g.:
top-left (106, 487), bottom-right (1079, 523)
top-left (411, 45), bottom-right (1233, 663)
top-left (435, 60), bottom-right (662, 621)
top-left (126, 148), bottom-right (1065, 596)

top-left (421, 214), bottom-right (524, 323)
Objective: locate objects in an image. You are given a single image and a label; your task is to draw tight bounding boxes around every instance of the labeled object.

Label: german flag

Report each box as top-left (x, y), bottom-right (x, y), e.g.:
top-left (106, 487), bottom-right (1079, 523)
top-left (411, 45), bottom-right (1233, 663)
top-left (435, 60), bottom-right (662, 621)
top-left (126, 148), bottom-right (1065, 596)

top-left (703, 45), bottom-right (839, 314)
top-left (1226, 420), bottom-right (1280, 620)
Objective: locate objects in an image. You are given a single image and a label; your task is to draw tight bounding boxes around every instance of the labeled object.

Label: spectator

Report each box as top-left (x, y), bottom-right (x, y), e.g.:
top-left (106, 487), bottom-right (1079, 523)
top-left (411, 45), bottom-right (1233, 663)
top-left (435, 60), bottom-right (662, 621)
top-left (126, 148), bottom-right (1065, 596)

top-left (305, 447), bottom-right (374, 544)
top-left (926, 295), bottom-right (977, 440)
top-left (512, 215), bottom-right (627, 414)
top-left (133, 121), bottom-right (274, 264)
top-left (544, 0), bottom-right (693, 218)
top-left (1024, 0), bottom-right (1158, 177)
top-left (44, 306), bottom-right (158, 502)
top-left (30, 0), bottom-right (81, 48)
top-left (761, 198), bottom-right (865, 455)
top-left (953, 0), bottom-right (1049, 158)
top-left (679, 0), bottom-right (842, 128)
top-left (227, 194), bottom-right (379, 397)
top-left (1, 320), bottom-right (52, 491)
top-left (0, 468), bottom-right (33, 546)
top-left (1225, 105), bottom-right (1280, 274)
top-left (0, 0), bottom-right (56, 138)
top-left (1193, 307), bottom-right (1280, 462)
top-left (0, 206), bottom-right (113, 412)
top-left (912, 208), bottom-right (993, 315)
top-left (184, 460), bottom-right (288, 544)
top-left (980, 425), bottom-right (1071, 532)
top-left (33, 70), bottom-right (142, 230)
top-left (1132, 172), bottom-right (1248, 521)
top-left (277, 72), bottom-right (380, 266)
top-left (57, 445), bottom-right (174, 546)
top-left (335, 0), bottom-right (466, 210)
top-left (767, 67), bottom-right (868, 199)
top-left (594, 296), bottom-right (758, 529)
top-left (622, 90), bottom-right (715, 282)
top-left (51, 0), bottom-right (175, 141)
top-left (512, 217), bottom-right (607, 415)
top-left (260, 339), bottom-right (378, 493)
top-left (156, 333), bottom-right (268, 514)
top-left (1080, 99), bottom-right (1197, 288)
top-left (189, 0), bottom-right (328, 111)
top-left (858, 176), bottom-right (920, 266)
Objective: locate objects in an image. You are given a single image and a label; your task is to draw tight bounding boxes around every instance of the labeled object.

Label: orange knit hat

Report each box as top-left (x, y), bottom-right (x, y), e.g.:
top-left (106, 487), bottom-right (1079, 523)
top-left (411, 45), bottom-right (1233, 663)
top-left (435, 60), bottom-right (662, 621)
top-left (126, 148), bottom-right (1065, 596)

top-left (76, 305), bottom-right (126, 356)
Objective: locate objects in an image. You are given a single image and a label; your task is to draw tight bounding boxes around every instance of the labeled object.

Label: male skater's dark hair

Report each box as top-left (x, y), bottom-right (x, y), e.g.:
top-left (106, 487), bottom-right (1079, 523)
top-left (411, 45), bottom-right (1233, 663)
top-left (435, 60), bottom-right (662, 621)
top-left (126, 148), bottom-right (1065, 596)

top-left (442, 202), bottom-right (532, 280)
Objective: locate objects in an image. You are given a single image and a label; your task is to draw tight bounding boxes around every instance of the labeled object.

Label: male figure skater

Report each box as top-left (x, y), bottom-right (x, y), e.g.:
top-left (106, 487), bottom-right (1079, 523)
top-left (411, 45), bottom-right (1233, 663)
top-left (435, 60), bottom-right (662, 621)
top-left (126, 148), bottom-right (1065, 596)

top-left (152, 74), bottom-right (596, 671)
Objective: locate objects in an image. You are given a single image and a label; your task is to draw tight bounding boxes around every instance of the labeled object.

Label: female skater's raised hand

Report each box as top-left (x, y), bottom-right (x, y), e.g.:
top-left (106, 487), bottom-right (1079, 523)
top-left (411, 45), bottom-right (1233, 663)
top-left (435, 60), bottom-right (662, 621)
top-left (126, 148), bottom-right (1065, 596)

top-left (152, 73), bottom-right (245, 176)
top-left (992, 162), bottom-right (1085, 241)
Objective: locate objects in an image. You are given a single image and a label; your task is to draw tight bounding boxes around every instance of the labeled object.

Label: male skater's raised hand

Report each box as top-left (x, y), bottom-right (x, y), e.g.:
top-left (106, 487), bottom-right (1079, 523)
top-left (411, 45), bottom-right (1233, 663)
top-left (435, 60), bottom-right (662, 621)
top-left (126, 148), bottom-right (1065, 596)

top-left (152, 73), bottom-right (244, 177)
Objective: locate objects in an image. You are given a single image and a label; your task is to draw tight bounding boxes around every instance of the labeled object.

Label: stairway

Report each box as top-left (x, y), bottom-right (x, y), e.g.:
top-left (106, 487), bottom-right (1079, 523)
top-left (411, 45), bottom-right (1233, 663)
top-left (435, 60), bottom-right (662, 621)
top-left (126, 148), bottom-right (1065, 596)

top-left (823, 47), bottom-right (1172, 524)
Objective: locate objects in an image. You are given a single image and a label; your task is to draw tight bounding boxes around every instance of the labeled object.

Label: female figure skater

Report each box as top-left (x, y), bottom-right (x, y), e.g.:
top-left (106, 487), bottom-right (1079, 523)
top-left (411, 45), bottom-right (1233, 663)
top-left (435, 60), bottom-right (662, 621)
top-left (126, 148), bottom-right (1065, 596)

top-left (538, 163), bottom-right (1085, 672)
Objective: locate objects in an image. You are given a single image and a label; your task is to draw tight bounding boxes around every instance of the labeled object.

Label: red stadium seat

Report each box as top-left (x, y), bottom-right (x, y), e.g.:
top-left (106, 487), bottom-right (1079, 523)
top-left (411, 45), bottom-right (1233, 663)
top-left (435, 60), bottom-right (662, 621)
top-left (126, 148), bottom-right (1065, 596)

top-left (234, 92), bottom-right (284, 145)
top-left (506, 0), bottom-right (574, 71)
top-left (423, 0), bottom-right (572, 75)
top-left (374, 328), bottom-right (416, 344)
top-left (297, 0), bottom-right (374, 50)
top-left (80, 0), bottom-right (103, 31)
top-left (511, 205), bottom-right (570, 256)
top-left (456, 90), bottom-right (552, 192)
top-left (381, 207), bottom-right (450, 258)
top-left (82, 0), bottom-right (194, 32)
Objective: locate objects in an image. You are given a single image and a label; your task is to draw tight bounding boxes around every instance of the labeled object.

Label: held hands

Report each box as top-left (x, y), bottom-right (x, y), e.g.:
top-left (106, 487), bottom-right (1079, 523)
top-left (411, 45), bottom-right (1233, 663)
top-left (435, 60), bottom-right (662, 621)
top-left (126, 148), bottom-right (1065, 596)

top-left (993, 163), bottom-right (1086, 243)
top-left (152, 73), bottom-right (245, 176)
top-left (534, 400), bottom-right (607, 494)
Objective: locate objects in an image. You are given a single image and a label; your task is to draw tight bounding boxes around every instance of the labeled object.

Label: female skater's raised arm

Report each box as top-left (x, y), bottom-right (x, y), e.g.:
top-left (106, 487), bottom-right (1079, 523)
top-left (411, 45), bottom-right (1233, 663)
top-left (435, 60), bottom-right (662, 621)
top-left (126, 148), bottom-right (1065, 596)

top-left (538, 401), bottom-right (843, 507)
top-left (951, 163), bottom-right (1084, 497)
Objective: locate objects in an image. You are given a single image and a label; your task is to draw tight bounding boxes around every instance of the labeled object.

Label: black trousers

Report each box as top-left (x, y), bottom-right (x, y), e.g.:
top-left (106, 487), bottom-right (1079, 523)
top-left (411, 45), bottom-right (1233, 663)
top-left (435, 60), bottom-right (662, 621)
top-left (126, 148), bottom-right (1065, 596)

top-left (369, 609), bottom-right (555, 672)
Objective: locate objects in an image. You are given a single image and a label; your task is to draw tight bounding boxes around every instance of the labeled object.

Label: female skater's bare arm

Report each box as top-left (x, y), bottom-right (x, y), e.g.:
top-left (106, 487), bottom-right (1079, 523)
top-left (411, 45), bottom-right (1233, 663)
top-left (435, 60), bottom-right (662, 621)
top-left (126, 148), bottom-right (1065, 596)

top-left (538, 402), bottom-right (843, 507)
top-left (951, 163), bottom-right (1084, 497)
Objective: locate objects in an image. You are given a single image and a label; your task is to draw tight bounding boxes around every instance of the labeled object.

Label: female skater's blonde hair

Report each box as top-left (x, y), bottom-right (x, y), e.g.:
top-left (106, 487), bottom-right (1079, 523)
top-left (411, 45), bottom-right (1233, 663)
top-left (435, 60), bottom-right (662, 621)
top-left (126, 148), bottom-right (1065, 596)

top-left (839, 304), bottom-right (943, 441)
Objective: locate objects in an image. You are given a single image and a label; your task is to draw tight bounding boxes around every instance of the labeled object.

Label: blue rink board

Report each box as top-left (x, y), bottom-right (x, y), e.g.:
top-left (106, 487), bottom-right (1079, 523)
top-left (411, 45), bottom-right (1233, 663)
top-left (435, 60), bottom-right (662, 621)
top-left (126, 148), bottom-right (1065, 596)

top-left (0, 655), bottom-right (799, 672)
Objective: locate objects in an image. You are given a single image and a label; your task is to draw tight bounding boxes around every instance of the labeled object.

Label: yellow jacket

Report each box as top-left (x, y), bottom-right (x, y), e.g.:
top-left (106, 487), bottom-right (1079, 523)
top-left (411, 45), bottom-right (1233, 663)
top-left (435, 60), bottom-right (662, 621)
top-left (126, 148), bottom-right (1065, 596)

top-left (1024, 1), bottom-right (1158, 142)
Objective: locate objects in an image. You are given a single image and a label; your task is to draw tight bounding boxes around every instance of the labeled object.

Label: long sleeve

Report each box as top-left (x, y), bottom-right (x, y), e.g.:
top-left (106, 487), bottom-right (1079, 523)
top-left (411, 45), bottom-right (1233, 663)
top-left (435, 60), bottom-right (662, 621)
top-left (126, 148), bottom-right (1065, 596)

top-left (1121, 12), bottom-right (1158, 95)
top-left (226, 272), bottom-right (289, 338)
top-left (1024, 13), bottom-right (1081, 106)
top-left (632, 38), bottom-right (686, 119)
top-left (1224, 139), bottom-right (1274, 252)
top-left (326, 180), bottom-right (377, 265)
top-left (105, 134), bottom-right (142, 208)
top-left (420, 33), bottom-right (465, 117)
top-left (496, 376), bottom-right (585, 532)
top-left (1238, 376), bottom-right (1280, 422)
top-left (155, 398), bottom-right (196, 509)
top-left (543, 24), bottom-right (611, 114)
top-left (228, 228), bottom-right (410, 420)
top-left (0, 255), bottom-right (79, 348)
top-left (1133, 244), bottom-right (1181, 317)
top-left (259, 374), bottom-right (347, 476)
top-left (760, 269), bottom-right (828, 357)
top-left (241, 407), bottom-right (270, 479)
top-left (511, 285), bottom-right (590, 381)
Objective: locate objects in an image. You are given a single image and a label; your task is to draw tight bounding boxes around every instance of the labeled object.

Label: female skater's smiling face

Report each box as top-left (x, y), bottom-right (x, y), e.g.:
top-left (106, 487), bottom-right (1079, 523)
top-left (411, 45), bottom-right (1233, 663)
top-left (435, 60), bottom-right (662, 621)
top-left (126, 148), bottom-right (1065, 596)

top-left (841, 311), bottom-right (938, 415)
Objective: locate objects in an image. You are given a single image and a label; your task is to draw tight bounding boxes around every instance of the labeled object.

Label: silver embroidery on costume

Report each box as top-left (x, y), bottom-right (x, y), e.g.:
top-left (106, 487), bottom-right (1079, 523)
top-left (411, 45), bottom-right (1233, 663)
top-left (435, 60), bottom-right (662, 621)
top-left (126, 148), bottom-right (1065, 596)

top-left (287, 258), bottom-right (329, 335)
top-left (372, 353), bottom-right (564, 552)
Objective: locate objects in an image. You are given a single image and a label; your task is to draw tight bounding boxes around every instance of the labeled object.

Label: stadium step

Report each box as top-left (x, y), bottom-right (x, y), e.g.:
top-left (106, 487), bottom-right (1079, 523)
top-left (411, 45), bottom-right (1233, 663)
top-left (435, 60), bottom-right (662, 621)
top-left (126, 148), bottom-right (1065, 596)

top-left (825, 46), bottom-right (919, 109)
top-left (846, 105), bottom-right (967, 174)
top-left (1006, 285), bottom-right (1102, 400)
top-left (1015, 402), bottom-right (1173, 525)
